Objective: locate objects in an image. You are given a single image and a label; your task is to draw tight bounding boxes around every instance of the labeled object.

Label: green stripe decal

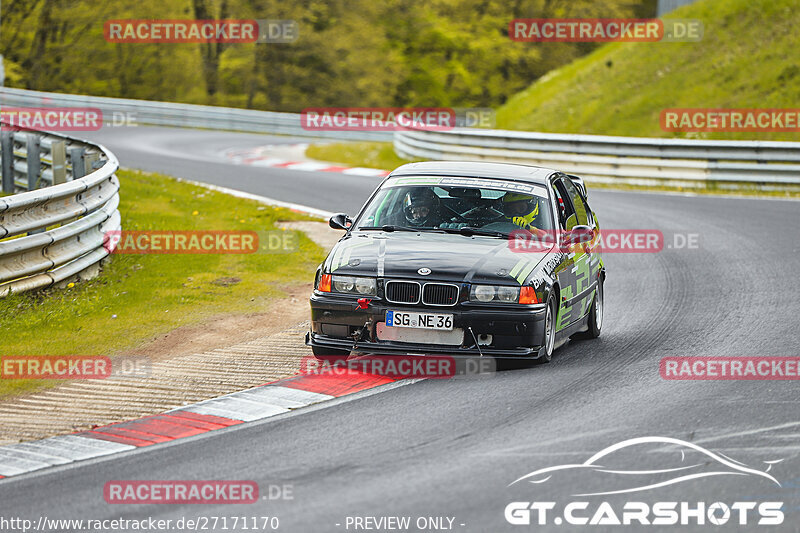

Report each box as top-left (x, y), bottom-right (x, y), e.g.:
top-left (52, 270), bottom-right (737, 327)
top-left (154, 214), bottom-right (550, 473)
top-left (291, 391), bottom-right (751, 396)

top-left (388, 177), bottom-right (444, 186)
top-left (509, 259), bottom-right (526, 278)
top-left (330, 246), bottom-right (345, 272)
top-left (341, 248), bottom-right (353, 268)
top-left (333, 240), bottom-right (373, 271)
top-left (516, 261), bottom-right (537, 285)
top-left (373, 189), bottom-right (397, 225)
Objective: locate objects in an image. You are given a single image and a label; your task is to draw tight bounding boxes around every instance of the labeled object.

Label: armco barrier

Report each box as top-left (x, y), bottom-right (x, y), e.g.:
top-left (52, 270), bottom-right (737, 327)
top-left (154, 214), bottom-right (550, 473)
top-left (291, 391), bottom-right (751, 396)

top-left (0, 87), bottom-right (392, 142)
top-left (0, 126), bottom-right (120, 297)
top-left (394, 128), bottom-right (800, 190)
top-left (5, 87), bottom-right (799, 190)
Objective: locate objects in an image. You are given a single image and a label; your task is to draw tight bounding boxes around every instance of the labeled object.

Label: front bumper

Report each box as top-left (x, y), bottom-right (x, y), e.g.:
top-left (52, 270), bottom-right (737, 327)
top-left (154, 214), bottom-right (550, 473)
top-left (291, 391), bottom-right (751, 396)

top-left (307, 291), bottom-right (548, 358)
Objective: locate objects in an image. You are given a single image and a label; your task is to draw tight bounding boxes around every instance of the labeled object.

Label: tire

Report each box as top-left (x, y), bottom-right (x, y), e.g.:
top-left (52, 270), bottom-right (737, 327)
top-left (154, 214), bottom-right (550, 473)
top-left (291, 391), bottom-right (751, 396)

top-left (574, 277), bottom-right (603, 340)
top-left (494, 291), bottom-right (556, 370)
top-left (312, 345), bottom-right (350, 364)
top-left (535, 291), bottom-right (558, 364)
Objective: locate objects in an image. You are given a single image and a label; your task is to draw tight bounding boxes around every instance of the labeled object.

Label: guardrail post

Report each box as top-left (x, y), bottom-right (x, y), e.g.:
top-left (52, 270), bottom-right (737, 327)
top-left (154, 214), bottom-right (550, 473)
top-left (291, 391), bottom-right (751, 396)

top-left (83, 152), bottom-right (100, 174)
top-left (1, 131), bottom-right (12, 193)
top-left (50, 140), bottom-right (67, 184)
top-left (26, 134), bottom-right (41, 191)
top-left (69, 147), bottom-right (86, 179)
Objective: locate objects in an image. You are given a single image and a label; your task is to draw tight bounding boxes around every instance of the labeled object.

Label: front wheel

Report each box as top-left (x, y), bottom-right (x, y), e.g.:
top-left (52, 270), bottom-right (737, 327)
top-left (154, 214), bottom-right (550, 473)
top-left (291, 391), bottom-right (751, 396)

top-left (536, 291), bottom-right (558, 364)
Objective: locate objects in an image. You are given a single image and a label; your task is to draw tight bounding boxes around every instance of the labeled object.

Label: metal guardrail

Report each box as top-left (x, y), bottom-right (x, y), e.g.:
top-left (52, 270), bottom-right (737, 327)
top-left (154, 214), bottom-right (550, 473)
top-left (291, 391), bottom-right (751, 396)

top-left (5, 88), bottom-right (799, 191)
top-left (394, 128), bottom-right (800, 189)
top-left (0, 126), bottom-right (120, 297)
top-left (0, 87), bottom-right (392, 142)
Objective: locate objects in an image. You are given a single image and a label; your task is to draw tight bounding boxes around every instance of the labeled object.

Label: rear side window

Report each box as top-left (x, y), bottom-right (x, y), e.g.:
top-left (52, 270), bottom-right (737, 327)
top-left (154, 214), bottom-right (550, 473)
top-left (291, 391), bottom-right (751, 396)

top-left (552, 180), bottom-right (576, 230)
top-left (561, 178), bottom-right (589, 227)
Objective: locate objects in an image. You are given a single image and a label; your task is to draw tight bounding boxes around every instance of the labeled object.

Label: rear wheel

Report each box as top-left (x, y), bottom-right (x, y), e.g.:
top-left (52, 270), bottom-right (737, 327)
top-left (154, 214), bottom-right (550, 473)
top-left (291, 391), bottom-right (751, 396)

top-left (312, 345), bottom-right (350, 365)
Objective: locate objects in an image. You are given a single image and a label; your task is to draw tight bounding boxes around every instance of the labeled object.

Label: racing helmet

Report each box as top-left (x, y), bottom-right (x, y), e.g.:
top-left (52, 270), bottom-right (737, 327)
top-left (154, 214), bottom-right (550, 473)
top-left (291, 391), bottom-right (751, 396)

top-left (502, 192), bottom-right (539, 227)
top-left (403, 188), bottom-right (439, 226)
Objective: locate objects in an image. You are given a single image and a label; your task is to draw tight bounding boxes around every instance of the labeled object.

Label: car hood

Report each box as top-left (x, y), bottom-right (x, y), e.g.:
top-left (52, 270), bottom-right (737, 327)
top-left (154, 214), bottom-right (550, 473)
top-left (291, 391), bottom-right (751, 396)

top-left (324, 232), bottom-right (553, 285)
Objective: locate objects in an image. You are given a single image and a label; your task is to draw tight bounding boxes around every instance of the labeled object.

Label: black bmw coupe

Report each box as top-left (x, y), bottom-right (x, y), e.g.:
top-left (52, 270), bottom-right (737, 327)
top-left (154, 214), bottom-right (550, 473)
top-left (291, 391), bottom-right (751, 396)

top-left (306, 161), bottom-right (605, 365)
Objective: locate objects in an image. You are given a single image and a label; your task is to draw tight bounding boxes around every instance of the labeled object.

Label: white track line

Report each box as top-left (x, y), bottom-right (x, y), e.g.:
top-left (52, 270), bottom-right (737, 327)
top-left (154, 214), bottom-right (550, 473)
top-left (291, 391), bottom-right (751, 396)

top-left (175, 178), bottom-right (335, 219)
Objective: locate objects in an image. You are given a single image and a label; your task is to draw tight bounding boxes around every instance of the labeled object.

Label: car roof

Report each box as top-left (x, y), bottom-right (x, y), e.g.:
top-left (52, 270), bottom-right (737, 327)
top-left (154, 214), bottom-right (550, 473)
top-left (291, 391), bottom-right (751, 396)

top-left (388, 161), bottom-right (558, 185)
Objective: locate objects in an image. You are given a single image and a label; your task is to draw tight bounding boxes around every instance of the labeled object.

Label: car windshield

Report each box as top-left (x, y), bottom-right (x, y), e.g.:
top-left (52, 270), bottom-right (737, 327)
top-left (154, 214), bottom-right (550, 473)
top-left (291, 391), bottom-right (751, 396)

top-left (354, 180), bottom-right (553, 234)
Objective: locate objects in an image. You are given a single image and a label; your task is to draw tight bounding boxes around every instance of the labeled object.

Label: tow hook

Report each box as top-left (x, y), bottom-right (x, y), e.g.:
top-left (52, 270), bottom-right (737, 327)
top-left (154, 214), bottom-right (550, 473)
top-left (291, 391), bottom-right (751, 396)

top-left (352, 317), bottom-right (374, 351)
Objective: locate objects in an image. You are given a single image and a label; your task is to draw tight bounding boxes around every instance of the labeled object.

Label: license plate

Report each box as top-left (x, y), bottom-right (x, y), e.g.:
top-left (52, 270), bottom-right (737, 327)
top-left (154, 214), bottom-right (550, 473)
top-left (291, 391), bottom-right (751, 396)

top-left (386, 310), bottom-right (453, 331)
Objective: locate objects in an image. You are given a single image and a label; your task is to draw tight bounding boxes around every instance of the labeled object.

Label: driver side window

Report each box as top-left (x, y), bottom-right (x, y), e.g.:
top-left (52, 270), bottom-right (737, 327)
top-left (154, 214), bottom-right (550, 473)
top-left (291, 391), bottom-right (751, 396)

top-left (562, 178), bottom-right (589, 227)
top-left (552, 180), bottom-right (577, 230)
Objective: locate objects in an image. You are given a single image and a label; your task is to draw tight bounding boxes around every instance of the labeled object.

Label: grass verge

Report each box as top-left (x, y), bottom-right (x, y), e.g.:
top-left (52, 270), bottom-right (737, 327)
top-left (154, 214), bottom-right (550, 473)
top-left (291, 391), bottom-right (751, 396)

top-left (306, 142), bottom-right (415, 171)
top-left (0, 168), bottom-right (326, 397)
top-left (496, 0), bottom-right (800, 142)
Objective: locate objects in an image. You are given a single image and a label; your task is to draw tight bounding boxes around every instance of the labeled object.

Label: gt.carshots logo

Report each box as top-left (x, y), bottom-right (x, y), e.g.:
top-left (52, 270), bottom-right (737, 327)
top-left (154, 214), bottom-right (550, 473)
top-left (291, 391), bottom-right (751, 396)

top-left (504, 437), bottom-right (784, 527)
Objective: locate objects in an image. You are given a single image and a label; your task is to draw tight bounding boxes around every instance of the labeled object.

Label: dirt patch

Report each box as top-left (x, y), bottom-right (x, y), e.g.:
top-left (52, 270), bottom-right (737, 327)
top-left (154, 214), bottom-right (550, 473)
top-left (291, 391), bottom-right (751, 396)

top-left (279, 220), bottom-right (343, 250)
top-left (127, 220), bottom-right (339, 361)
top-left (0, 221), bottom-right (341, 445)
top-left (130, 283), bottom-right (310, 362)
top-left (211, 276), bottom-right (242, 287)
top-left (0, 321), bottom-right (313, 445)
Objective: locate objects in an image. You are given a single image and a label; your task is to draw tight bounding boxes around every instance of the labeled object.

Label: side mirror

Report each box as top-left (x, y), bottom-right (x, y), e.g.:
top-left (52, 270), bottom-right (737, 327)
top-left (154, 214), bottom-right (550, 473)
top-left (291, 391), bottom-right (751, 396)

top-left (329, 213), bottom-right (352, 230)
top-left (561, 225), bottom-right (594, 250)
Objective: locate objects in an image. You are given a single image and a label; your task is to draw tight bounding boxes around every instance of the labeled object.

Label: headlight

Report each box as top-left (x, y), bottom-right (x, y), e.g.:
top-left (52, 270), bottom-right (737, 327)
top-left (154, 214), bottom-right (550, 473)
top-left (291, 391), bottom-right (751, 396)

top-left (331, 275), bottom-right (376, 296)
top-left (333, 276), bottom-right (355, 292)
top-left (497, 286), bottom-right (519, 302)
top-left (471, 285), bottom-right (496, 302)
top-left (355, 277), bottom-right (376, 294)
top-left (470, 285), bottom-right (521, 303)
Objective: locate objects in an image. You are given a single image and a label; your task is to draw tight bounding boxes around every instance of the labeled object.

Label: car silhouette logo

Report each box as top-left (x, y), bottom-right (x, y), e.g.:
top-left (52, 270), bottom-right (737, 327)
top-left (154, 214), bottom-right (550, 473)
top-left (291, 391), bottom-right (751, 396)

top-left (508, 436), bottom-right (782, 497)
top-left (418, 267), bottom-right (431, 275)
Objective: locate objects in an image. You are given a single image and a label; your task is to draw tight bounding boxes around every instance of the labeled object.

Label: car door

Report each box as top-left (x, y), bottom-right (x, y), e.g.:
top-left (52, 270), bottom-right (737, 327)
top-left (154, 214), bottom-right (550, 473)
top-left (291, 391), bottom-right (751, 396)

top-left (551, 176), bottom-right (594, 330)
top-left (550, 178), bottom-right (578, 331)
top-left (559, 175), bottom-right (597, 325)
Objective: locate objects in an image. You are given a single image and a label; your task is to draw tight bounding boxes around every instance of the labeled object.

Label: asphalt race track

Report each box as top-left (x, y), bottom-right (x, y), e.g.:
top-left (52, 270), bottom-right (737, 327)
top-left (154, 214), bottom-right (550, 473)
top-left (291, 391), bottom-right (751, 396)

top-left (79, 126), bottom-right (383, 214)
top-left (2, 126), bottom-right (799, 531)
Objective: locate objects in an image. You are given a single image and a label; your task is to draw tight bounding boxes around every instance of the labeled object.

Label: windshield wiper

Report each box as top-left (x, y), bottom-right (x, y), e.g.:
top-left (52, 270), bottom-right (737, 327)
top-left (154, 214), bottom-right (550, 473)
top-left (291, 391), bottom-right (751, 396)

top-left (358, 225), bottom-right (424, 233)
top-left (358, 225), bottom-right (508, 237)
top-left (439, 226), bottom-right (510, 238)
